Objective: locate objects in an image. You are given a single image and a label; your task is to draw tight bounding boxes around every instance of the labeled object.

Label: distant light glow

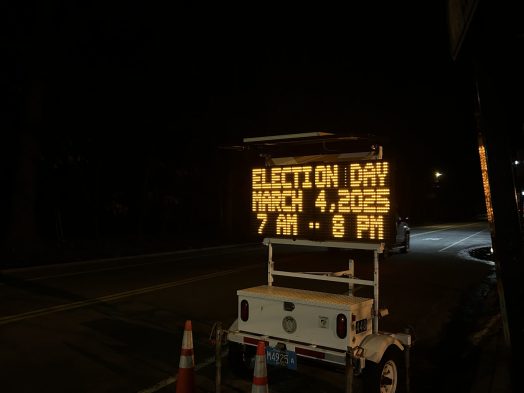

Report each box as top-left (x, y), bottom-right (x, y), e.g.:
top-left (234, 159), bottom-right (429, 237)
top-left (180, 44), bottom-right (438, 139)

top-left (478, 142), bottom-right (494, 223)
top-left (435, 171), bottom-right (443, 179)
top-left (515, 160), bottom-right (520, 165)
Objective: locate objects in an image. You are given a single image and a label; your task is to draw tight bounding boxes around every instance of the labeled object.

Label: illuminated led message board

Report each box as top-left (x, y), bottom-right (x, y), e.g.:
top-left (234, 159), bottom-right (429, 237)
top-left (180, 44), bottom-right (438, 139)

top-left (251, 161), bottom-right (392, 242)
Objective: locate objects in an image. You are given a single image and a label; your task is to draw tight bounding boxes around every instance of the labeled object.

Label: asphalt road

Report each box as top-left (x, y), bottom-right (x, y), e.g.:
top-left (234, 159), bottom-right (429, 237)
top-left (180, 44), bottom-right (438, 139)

top-left (0, 221), bottom-right (494, 393)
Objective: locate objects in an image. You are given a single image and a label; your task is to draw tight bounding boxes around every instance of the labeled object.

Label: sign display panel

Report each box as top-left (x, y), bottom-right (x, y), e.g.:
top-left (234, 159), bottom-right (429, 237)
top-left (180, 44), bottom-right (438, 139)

top-left (251, 161), bottom-right (392, 242)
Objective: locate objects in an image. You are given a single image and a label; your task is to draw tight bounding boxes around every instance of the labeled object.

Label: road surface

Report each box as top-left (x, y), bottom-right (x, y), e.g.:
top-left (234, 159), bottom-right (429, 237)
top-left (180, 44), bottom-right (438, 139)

top-left (0, 221), bottom-right (494, 392)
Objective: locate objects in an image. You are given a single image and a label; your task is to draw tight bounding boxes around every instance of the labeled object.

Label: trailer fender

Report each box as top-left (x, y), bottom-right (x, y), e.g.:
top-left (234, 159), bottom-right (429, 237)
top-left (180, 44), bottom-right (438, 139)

top-left (228, 318), bottom-right (238, 332)
top-left (359, 334), bottom-right (404, 364)
top-left (226, 319), bottom-right (241, 344)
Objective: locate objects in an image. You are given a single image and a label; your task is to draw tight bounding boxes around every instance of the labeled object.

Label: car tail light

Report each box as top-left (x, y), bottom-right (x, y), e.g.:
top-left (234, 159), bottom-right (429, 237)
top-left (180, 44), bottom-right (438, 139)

top-left (336, 313), bottom-right (347, 338)
top-left (240, 300), bottom-right (249, 321)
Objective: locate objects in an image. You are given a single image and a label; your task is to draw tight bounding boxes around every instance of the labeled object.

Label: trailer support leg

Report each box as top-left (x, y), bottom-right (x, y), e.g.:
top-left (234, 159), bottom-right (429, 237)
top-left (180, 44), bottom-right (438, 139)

top-left (345, 347), bottom-right (354, 393)
top-left (404, 338), bottom-right (411, 393)
top-left (215, 322), bottom-right (222, 393)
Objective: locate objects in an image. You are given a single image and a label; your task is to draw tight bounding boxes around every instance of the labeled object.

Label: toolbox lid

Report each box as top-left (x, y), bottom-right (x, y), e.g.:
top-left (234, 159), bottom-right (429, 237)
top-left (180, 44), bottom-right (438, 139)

top-left (237, 285), bottom-right (373, 309)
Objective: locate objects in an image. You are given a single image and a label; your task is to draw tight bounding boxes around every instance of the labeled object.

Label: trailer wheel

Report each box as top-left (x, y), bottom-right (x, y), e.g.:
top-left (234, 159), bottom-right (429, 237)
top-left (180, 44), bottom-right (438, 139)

top-left (227, 342), bottom-right (256, 378)
top-left (363, 346), bottom-right (405, 393)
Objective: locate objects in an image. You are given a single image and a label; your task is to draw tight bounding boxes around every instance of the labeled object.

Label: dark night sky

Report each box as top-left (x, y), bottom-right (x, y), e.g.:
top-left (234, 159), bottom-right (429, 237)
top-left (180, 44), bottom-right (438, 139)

top-left (9, 3), bottom-right (475, 139)
top-left (17, 3), bottom-right (480, 164)
top-left (3, 2), bottom-right (492, 261)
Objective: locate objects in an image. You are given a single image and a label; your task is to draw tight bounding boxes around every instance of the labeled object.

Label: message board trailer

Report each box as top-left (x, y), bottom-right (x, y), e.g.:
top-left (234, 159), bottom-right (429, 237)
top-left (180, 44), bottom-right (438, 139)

top-left (225, 133), bottom-right (412, 392)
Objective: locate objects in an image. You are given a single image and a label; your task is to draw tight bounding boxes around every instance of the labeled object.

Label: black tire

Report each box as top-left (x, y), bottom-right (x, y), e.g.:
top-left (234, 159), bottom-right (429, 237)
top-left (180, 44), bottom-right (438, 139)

top-left (400, 233), bottom-right (410, 254)
top-left (363, 346), bottom-right (406, 393)
top-left (227, 342), bottom-right (256, 379)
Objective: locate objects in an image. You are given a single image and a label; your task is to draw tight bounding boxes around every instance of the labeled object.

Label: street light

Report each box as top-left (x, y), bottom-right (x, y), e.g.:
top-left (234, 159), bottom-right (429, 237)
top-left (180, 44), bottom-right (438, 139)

top-left (435, 171), bottom-right (443, 180)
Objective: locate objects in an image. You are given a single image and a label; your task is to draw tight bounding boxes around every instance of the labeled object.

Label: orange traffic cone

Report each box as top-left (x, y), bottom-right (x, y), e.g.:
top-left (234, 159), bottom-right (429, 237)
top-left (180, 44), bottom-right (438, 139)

top-left (176, 320), bottom-right (196, 393)
top-left (251, 341), bottom-right (269, 393)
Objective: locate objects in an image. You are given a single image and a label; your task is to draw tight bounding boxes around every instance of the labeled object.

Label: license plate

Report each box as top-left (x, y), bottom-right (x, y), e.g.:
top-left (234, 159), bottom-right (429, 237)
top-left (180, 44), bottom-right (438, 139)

top-left (266, 347), bottom-right (297, 370)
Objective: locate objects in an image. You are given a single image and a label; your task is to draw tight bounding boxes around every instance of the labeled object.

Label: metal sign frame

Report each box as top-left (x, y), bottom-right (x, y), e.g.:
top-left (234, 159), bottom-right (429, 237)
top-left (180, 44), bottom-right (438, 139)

top-left (263, 237), bottom-right (384, 334)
